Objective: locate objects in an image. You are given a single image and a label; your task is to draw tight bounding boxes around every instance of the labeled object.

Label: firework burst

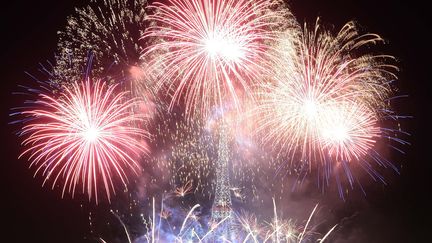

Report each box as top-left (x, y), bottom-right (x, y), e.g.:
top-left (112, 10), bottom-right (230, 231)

top-left (15, 79), bottom-right (150, 203)
top-left (254, 19), bottom-right (404, 196)
top-left (56, 0), bottom-right (148, 81)
top-left (54, 0), bottom-right (161, 111)
top-left (143, 0), bottom-right (295, 118)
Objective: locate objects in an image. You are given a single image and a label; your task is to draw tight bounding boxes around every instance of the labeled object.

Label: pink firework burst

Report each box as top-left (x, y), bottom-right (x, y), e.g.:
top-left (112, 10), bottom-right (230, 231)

top-left (254, 19), bottom-right (404, 197)
top-left (255, 19), bottom-right (396, 160)
top-left (16, 79), bottom-right (150, 203)
top-left (143, 0), bottom-right (293, 117)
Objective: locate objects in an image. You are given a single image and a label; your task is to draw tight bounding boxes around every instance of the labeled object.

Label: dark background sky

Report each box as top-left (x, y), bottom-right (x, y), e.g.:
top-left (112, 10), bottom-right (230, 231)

top-left (1, 0), bottom-right (430, 242)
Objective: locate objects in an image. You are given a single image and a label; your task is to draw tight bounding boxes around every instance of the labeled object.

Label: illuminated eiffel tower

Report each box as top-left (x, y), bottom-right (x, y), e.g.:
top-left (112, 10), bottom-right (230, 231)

top-left (210, 121), bottom-right (233, 241)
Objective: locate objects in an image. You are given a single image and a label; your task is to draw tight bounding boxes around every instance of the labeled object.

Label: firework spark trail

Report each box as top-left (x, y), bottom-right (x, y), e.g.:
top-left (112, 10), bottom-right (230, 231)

top-left (174, 180), bottom-right (194, 197)
top-left (179, 204), bottom-right (201, 236)
top-left (143, 0), bottom-right (295, 118)
top-left (318, 224), bottom-right (337, 243)
top-left (111, 210), bottom-right (133, 243)
top-left (254, 19), bottom-right (405, 196)
top-left (298, 204), bottom-right (317, 242)
top-left (15, 79), bottom-right (150, 203)
top-left (235, 212), bottom-right (260, 242)
top-left (198, 216), bottom-right (230, 242)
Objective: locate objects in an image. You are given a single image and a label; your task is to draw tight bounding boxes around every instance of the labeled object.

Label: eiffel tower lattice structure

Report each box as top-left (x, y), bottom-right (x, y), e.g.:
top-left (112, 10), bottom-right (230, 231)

top-left (210, 121), bottom-right (233, 241)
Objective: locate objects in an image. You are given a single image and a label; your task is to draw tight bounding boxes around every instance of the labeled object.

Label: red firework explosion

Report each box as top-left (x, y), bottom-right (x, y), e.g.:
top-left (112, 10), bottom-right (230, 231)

top-left (17, 79), bottom-right (150, 203)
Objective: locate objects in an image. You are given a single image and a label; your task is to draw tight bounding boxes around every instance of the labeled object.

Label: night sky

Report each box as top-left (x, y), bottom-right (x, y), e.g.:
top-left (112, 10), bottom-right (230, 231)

top-left (1, 1), bottom-right (430, 242)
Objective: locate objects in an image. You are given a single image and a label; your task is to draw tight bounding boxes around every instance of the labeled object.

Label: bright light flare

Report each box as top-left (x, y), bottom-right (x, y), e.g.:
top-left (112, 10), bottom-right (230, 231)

top-left (303, 99), bottom-right (319, 120)
top-left (319, 103), bottom-right (381, 162)
top-left (82, 126), bottom-right (100, 142)
top-left (204, 35), bottom-right (244, 61)
top-left (129, 65), bottom-right (146, 80)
